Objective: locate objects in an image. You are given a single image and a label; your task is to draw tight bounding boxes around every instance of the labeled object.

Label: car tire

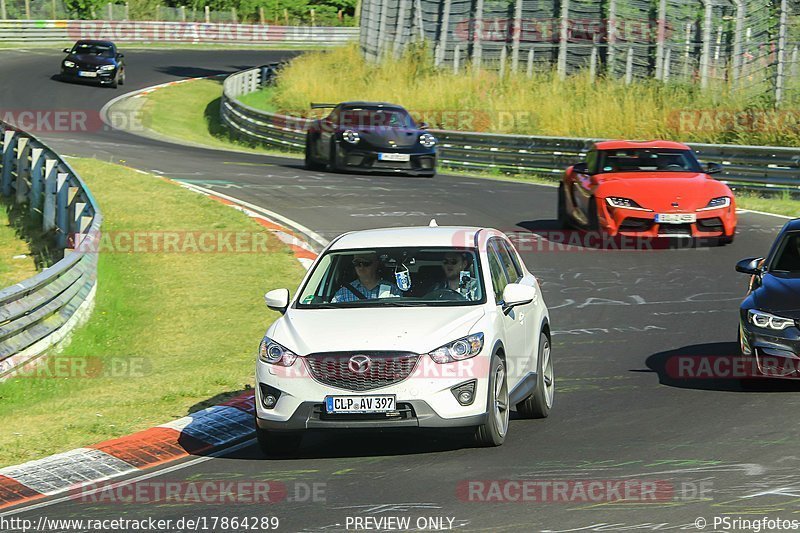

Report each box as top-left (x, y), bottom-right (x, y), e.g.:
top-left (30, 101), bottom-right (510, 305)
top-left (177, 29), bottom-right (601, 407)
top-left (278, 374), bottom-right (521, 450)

top-left (256, 424), bottom-right (303, 457)
top-left (474, 355), bottom-right (510, 447)
top-left (586, 196), bottom-right (600, 231)
top-left (327, 140), bottom-right (341, 172)
top-left (516, 333), bottom-right (554, 419)
top-left (718, 234), bottom-right (735, 246)
top-left (118, 69), bottom-right (125, 86)
top-left (304, 136), bottom-right (324, 171)
top-left (557, 183), bottom-right (569, 228)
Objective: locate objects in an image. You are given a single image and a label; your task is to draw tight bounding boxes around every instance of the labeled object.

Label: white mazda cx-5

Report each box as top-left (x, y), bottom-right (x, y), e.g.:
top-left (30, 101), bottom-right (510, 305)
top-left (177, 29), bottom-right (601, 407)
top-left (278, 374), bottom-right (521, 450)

top-left (255, 223), bottom-right (553, 455)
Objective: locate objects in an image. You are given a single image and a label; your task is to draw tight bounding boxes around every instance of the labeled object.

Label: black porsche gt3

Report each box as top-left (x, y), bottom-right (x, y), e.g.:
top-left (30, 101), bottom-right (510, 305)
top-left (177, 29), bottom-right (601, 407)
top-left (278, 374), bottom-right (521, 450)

top-left (60, 40), bottom-right (126, 88)
top-left (736, 218), bottom-right (800, 378)
top-left (304, 101), bottom-right (437, 177)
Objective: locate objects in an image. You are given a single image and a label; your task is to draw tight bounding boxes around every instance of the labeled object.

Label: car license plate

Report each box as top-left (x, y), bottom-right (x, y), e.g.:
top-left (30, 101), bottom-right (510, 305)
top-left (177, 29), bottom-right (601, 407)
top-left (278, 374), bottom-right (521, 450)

top-left (78, 71), bottom-right (97, 78)
top-left (378, 153), bottom-right (410, 162)
top-left (655, 213), bottom-right (696, 224)
top-left (325, 395), bottom-right (396, 414)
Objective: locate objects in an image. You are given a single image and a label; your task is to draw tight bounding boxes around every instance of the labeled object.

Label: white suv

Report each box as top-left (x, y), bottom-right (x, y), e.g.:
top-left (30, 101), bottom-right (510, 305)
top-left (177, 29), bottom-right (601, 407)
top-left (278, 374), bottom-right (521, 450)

top-left (255, 224), bottom-right (553, 455)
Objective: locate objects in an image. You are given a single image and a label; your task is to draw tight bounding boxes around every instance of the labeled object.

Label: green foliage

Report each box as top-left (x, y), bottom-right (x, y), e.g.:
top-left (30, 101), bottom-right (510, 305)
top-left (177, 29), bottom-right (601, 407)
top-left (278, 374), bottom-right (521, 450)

top-left (64, 0), bottom-right (105, 19)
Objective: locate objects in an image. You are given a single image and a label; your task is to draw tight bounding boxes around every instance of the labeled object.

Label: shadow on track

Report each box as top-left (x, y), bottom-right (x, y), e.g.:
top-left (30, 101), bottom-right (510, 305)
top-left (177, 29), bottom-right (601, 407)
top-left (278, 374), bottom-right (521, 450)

top-left (643, 341), bottom-right (800, 392)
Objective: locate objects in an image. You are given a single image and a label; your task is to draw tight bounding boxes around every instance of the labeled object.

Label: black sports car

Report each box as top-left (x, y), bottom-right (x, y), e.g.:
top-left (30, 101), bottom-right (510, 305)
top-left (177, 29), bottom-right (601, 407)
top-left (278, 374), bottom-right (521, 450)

top-left (304, 102), bottom-right (437, 177)
top-left (60, 40), bottom-right (126, 88)
top-left (736, 218), bottom-right (800, 378)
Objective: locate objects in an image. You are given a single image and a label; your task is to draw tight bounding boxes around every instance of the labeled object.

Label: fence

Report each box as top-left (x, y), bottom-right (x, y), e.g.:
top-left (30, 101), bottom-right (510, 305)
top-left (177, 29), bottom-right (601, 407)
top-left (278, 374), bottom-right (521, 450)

top-left (358, 0), bottom-right (800, 106)
top-left (0, 19), bottom-right (359, 44)
top-left (0, 120), bottom-right (101, 378)
top-left (220, 65), bottom-right (800, 192)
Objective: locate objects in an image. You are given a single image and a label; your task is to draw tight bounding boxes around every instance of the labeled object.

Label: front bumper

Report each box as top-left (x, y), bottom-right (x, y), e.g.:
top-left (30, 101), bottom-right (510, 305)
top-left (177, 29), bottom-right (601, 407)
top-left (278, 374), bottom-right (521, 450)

top-left (255, 355), bottom-right (490, 430)
top-left (336, 145), bottom-right (437, 175)
top-left (740, 314), bottom-right (800, 378)
top-left (60, 67), bottom-right (117, 84)
top-left (598, 201), bottom-right (736, 238)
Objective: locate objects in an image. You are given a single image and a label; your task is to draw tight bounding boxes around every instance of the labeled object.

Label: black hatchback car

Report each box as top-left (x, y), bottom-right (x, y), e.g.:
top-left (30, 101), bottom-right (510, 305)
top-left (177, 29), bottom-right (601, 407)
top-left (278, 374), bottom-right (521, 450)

top-left (60, 40), bottom-right (125, 88)
top-left (736, 218), bottom-right (800, 378)
top-left (304, 102), bottom-right (437, 177)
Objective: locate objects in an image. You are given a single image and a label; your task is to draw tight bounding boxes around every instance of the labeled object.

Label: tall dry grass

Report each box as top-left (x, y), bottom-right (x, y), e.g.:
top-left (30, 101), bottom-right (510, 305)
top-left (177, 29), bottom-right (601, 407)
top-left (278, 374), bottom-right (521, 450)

top-left (270, 44), bottom-right (800, 146)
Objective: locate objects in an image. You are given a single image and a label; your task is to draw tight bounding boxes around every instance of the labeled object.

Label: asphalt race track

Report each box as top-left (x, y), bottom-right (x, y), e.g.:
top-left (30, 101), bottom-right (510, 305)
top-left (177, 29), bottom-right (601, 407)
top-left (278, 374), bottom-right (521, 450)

top-left (2, 48), bottom-right (800, 531)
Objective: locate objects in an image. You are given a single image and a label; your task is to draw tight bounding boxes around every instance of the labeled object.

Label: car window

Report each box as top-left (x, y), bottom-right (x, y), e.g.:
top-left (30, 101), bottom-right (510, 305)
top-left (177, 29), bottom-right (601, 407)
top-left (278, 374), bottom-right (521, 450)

top-left (585, 149), bottom-right (598, 174)
top-left (487, 248), bottom-right (509, 303)
top-left (597, 148), bottom-right (701, 173)
top-left (338, 108), bottom-right (415, 128)
top-left (72, 43), bottom-right (115, 58)
top-left (771, 233), bottom-right (800, 273)
top-left (296, 246), bottom-right (485, 308)
top-left (491, 239), bottom-right (522, 283)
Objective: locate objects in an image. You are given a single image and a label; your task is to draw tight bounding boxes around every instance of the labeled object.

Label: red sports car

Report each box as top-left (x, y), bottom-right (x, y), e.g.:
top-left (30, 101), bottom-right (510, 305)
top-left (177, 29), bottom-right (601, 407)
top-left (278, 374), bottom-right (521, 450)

top-left (558, 140), bottom-right (737, 244)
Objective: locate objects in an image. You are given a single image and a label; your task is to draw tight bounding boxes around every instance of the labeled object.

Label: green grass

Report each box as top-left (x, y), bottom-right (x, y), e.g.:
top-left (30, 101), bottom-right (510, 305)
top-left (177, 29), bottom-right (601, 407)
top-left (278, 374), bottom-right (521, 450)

top-left (0, 200), bottom-right (39, 288)
top-left (238, 86), bottom-right (278, 112)
top-left (0, 158), bottom-right (305, 467)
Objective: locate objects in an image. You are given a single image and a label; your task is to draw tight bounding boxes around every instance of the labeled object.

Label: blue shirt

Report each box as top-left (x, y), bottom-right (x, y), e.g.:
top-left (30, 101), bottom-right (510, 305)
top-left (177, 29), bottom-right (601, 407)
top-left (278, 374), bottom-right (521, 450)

top-left (332, 279), bottom-right (402, 303)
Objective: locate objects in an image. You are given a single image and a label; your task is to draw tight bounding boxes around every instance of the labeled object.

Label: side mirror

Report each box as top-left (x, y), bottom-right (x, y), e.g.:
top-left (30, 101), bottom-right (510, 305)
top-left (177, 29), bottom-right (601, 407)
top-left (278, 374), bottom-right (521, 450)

top-left (117, 53), bottom-right (124, 58)
top-left (265, 288), bottom-right (290, 314)
top-left (63, 48), bottom-right (71, 53)
top-left (705, 162), bottom-right (723, 174)
top-left (735, 257), bottom-right (764, 275)
top-left (419, 122), bottom-right (429, 130)
top-left (502, 283), bottom-right (537, 310)
top-left (573, 162), bottom-right (589, 174)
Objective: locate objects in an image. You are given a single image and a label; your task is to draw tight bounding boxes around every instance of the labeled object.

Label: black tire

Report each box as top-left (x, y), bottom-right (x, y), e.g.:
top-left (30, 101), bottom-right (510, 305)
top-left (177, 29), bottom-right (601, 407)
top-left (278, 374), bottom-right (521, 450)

top-left (718, 234), bottom-right (735, 246)
top-left (586, 196), bottom-right (600, 231)
top-left (474, 355), bottom-right (510, 447)
top-left (557, 183), bottom-right (569, 228)
top-left (327, 139), bottom-right (340, 172)
top-left (118, 69), bottom-right (125, 86)
top-left (304, 135), bottom-right (324, 171)
top-left (256, 424), bottom-right (302, 457)
top-left (516, 333), bottom-right (554, 419)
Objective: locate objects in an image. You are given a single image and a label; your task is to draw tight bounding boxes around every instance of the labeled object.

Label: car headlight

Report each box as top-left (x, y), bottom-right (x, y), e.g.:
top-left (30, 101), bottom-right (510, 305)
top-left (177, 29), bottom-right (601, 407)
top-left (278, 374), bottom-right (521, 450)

top-left (748, 310), bottom-right (796, 331)
top-left (342, 130), bottom-right (360, 144)
top-left (428, 333), bottom-right (484, 364)
top-left (99, 64), bottom-right (116, 71)
top-left (419, 133), bottom-right (436, 148)
top-left (698, 196), bottom-right (731, 211)
top-left (605, 197), bottom-right (650, 211)
top-left (63, 60), bottom-right (76, 68)
top-left (258, 337), bottom-right (298, 366)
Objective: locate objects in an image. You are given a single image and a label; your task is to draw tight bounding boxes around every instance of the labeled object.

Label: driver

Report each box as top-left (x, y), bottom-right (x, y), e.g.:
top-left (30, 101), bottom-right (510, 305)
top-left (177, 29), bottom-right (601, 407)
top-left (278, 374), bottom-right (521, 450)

top-left (332, 252), bottom-right (402, 302)
top-left (429, 251), bottom-right (479, 300)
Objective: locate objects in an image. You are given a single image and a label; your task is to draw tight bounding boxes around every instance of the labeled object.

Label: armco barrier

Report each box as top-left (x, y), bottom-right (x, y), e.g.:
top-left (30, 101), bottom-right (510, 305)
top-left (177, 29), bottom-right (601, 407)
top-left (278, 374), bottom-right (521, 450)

top-left (0, 20), bottom-right (358, 45)
top-left (220, 66), bottom-right (800, 193)
top-left (0, 121), bottom-right (101, 378)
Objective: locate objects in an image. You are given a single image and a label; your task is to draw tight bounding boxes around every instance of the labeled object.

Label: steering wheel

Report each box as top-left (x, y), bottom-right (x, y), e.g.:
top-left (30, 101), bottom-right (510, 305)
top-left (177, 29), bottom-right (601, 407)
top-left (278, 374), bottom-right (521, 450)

top-left (665, 164), bottom-right (684, 170)
top-left (423, 288), bottom-right (467, 301)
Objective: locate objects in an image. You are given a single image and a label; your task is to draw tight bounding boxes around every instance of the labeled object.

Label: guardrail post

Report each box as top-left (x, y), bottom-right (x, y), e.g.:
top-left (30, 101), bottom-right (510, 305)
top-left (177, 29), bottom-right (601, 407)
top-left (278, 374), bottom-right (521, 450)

top-left (180, 6), bottom-right (186, 22)
top-left (15, 137), bottom-right (30, 204)
top-left (511, 0), bottom-right (522, 72)
top-left (0, 0), bottom-right (6, 21)
top-left (107, 2), bottom-right (113, 20)
top-left (204, 5), bottom-right (209, 23)
top-left (557, 0), bottom-right (569, 79)
top-left (453, 44), bottom-right (460, 74)
top-left (24, 0), bottom-right (30, 19)
top-left (1, 130), bottom-right (17, 197)
top-left (42, 159), bottom-right (58, 232)
top-left (29, 147), bottom-right (44, 214)
top-left (56, 172), bottom-right (69, 249)
top-left (625, 46), bottom-right (634, 85)
top-left (527, 49), bottom-right (534, 78)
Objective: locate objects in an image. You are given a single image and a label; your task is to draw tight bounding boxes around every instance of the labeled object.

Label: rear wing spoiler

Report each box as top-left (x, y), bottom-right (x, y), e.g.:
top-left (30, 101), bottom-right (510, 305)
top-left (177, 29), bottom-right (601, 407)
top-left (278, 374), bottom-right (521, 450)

top-left (310, 103), bottom-right (337, 109)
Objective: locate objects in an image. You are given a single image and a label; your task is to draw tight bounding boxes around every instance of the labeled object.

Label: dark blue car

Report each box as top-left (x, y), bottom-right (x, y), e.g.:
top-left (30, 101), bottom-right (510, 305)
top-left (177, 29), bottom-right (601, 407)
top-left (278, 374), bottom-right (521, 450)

top-left (60, 40), bottom-right (126, 88)
top-left (736, 218), bottom-right (800, 378)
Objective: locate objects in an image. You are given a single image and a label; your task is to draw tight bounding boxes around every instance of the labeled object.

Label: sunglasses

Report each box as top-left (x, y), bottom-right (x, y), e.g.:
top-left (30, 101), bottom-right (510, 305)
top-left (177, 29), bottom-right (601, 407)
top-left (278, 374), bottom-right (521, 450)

top-left (352, 260), bottom-right (375, 267)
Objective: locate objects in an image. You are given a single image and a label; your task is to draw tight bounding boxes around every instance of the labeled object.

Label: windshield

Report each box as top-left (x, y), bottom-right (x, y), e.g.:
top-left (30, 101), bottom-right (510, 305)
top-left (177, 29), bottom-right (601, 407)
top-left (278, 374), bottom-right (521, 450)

top-left (338, 107), bottom-right (415, 129)
top-left (771, 232), bottom-right (800, 273)
top-left (71, 43), bottom-right (115, 58)
top-left (597, 148), bottom-right (702, 173)
top-left (297, 247), bottom-right (485, 308)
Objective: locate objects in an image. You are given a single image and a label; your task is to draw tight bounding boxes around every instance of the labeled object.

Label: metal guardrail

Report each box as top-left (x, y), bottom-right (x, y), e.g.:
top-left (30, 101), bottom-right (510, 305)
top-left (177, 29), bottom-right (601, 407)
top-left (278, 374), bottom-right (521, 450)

top-left (0, 20), bottom-right (358, 45)
top-left (0, 121), bottom-right (101, 378)
top-left (221, 66), bottom-right (800, 193)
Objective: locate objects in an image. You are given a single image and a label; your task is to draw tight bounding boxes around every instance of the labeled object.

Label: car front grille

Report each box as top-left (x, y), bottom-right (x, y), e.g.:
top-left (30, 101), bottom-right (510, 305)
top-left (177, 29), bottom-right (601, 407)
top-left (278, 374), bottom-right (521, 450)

top-left (304, 352), bottom-right (420, 391)
top-left (657, 223), bottom-right (693, 236)
top-left (619, 217), bottom-right (654, 231)
top-left (697, 217), bottom-right (724, 231)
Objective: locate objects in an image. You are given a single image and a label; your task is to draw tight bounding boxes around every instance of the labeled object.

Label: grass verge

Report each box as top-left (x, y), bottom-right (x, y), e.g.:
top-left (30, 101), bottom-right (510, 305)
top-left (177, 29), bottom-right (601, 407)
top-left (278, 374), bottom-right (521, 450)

top-left (0, 159), bottom-right (305, 467)
top-left (136, 73), bottom-right (800, 219)
top-left (0, 200), bottom-right (39, 287)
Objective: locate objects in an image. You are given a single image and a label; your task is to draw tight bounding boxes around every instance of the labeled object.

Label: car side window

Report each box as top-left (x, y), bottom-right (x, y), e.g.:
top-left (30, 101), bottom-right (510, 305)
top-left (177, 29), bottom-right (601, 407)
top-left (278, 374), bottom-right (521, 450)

top-left (487, 248), bottom-right (509, 303)
top-left (585, 149), bottom-right (598, 174)
top-left (491, 239), bottom-right (522, 283)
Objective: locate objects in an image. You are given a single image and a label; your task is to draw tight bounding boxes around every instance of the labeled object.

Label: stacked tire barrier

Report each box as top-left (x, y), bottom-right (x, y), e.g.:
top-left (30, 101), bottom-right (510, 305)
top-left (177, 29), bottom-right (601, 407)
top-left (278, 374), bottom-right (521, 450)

top-left (221, 65), bottom-right (800, 193)
top-left (0, 122), bottom-right (101, 377)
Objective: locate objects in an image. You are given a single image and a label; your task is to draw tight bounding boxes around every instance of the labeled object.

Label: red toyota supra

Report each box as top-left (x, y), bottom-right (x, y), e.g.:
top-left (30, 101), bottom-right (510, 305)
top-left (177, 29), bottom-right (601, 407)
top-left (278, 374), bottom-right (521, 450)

top-left (558, 140), bottom-right (737, 244)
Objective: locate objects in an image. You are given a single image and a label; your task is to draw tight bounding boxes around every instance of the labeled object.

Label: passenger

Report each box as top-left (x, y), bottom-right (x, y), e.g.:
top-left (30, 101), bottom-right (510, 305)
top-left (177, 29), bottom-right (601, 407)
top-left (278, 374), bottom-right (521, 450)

top-left (332, 252), bottom-right (402, 302)
top-left (429, 251), bottom-right (479, 300)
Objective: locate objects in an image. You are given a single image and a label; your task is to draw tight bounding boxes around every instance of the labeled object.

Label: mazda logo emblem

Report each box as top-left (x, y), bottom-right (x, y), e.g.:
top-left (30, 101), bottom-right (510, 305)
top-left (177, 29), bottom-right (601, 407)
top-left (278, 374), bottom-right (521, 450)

top-left (348, 355), bottom-right (372, 374)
